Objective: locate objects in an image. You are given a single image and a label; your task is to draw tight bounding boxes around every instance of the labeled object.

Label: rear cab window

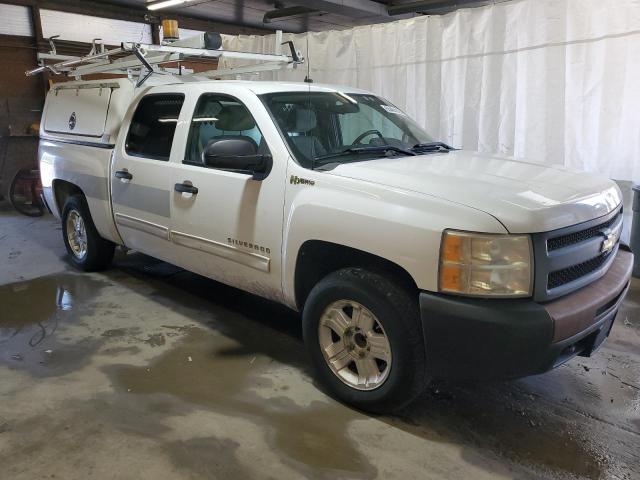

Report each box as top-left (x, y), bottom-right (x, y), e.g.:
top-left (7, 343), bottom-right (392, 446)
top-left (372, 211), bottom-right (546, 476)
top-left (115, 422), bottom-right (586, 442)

top-left (125, 94), bottom-right (185, 161)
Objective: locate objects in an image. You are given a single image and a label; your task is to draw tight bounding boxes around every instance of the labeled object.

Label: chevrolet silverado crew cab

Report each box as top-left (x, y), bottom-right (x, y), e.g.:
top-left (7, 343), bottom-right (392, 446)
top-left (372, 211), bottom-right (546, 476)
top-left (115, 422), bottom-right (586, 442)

top-left (39, 77), bottom-right (633, 412)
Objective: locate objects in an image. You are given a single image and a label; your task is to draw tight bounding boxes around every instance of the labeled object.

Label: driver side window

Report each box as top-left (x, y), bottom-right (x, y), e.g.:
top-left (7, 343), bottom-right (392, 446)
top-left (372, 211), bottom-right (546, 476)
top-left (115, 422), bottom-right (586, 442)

top-left (185, 94), bottom-right (265, 166)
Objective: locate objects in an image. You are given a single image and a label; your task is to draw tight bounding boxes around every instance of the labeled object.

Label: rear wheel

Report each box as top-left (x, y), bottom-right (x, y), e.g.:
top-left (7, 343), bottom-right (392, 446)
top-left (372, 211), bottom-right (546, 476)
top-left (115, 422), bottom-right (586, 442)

top-left (61, 195), bottom-right (114, 271)
top-left (302, 268), bottom-right (428, 413)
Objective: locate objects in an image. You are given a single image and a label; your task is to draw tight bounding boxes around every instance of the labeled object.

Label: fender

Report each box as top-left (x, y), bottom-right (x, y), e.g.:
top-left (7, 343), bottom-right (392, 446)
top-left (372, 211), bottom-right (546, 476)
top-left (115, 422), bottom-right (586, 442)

top-left (281, 167), bottom-right (508, 308)
top-left (41, 140), bottom-right (122, 245)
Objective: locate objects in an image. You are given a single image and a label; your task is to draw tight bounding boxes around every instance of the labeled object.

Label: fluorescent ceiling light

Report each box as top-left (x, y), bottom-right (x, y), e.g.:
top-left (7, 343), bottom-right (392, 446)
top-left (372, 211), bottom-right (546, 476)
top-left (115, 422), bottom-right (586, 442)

top-left (147, 0), bottom-right (198, 11)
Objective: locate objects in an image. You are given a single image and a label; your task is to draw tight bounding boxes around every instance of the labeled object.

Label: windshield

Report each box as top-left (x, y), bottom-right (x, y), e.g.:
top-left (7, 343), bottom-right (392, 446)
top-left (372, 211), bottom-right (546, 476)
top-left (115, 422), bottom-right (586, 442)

top-left (261, 92), bottom-right (436, 169)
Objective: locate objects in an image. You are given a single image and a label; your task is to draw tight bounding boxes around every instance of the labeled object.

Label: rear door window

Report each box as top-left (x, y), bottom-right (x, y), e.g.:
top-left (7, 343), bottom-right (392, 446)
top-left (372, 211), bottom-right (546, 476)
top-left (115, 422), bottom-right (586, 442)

top-left (125, 94), bottom-right (185, 161)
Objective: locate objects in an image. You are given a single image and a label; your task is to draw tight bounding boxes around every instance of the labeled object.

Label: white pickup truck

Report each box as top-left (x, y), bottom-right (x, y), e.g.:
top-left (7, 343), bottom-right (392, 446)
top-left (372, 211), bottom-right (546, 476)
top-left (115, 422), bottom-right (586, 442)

top-left (39, 77), bottom-right (633, 412)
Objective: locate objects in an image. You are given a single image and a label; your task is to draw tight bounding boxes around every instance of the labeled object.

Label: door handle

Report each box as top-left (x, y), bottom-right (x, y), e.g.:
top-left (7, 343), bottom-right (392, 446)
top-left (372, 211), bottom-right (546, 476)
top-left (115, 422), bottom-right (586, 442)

top-left (174, 183), bottom-right (198, 195)
top-left (115, 170), bottom-right (133, 180)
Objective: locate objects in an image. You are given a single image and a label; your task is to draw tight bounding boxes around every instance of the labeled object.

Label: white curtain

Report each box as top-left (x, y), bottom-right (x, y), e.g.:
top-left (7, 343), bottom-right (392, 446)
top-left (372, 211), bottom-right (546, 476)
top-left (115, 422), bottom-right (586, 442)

top-left (221, 0), bottom-right (640, 182)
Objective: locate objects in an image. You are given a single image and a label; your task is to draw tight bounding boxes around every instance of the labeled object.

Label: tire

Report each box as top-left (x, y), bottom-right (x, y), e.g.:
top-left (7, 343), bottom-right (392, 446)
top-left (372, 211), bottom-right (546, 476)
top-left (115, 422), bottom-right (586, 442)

top-left (61, 194), bottom-right (115, 271)
top-left (302, 268), bottom-right (428, 413)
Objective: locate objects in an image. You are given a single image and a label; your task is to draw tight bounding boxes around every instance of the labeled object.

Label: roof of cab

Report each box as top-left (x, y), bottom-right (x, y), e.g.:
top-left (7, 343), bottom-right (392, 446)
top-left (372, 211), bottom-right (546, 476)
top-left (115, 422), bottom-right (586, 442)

top-left (164, 78), bottom-right (373, 96)
top-left (51, 77), bottom-right (374, 96)
top-left (246, 81), bottom-right (372, 95)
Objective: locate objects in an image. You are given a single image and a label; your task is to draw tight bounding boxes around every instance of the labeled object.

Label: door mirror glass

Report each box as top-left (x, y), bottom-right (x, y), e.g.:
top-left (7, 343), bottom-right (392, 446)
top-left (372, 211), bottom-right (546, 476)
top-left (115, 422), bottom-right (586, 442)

top-left (203, 138), bottom-right (272, 180)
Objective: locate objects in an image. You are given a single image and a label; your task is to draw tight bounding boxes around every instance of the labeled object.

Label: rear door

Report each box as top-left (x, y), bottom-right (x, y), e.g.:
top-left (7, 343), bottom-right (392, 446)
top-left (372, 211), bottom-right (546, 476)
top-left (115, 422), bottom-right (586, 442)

top-left (111, 89), bottom-right (185, 260)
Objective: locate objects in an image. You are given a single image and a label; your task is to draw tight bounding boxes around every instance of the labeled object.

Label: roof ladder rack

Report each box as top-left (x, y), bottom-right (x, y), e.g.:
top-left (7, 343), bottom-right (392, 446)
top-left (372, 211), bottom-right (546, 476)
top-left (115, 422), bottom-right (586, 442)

top-left (26, 30), bottom-right (304, 86)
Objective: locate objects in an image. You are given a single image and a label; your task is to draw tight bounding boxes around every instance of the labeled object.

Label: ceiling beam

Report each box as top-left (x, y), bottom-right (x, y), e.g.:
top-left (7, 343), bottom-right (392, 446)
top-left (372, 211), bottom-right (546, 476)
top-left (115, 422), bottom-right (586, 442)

top-left (263, 6), bottom-right (321, 23)
top-left (387, 0), bottom-right (489, 16)
top-left (294, 0), bottom-right (388, 19)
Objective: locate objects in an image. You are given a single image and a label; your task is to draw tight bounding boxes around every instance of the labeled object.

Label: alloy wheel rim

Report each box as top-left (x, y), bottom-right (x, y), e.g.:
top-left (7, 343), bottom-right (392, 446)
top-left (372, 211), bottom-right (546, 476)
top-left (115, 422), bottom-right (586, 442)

top-left (318, 300), bottom-right (392, 391)
top-left (66, 210), bottom-right (88, 260)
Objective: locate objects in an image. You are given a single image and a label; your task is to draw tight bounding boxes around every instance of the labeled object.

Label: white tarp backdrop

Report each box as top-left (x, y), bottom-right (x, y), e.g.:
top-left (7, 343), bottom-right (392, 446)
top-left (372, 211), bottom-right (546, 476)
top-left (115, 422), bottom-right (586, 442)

top-left (221, 0), bottom-right (640, 181)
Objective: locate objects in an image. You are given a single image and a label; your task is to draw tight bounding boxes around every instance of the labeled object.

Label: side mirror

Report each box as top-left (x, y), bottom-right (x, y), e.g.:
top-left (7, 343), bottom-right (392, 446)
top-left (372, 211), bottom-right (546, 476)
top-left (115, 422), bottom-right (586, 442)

top-left (203, 138), bottom-right (272, 180)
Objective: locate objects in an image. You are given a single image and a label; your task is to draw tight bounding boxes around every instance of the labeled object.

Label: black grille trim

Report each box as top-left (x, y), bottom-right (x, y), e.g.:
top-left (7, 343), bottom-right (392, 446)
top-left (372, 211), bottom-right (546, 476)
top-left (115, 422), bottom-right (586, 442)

top-left (547, 211), bottom-right (621, 252)
top-left (531, 205), bottom-right (623, 302)
top-left (547, 250), bottom-right (612, 290)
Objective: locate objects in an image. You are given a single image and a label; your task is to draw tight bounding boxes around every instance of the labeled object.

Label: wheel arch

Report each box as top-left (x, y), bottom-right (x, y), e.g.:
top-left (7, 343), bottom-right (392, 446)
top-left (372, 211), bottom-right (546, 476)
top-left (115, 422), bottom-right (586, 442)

top-left (52, 179), bottom-right (85, 216)
top-left (294, 239), bottom-right (419, 311)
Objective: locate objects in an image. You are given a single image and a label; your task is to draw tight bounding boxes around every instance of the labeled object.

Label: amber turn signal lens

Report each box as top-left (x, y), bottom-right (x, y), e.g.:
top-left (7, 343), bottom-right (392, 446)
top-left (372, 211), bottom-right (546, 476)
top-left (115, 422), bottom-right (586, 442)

top-left (442, 233), bottom-right (463, 263)
top-left (440, 264), bottom-right (462, 292)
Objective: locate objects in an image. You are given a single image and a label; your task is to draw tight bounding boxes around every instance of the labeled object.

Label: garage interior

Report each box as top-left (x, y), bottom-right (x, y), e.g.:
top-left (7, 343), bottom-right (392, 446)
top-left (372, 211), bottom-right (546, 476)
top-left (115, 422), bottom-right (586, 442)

top-left (0, 1), bottom-right (639, 479)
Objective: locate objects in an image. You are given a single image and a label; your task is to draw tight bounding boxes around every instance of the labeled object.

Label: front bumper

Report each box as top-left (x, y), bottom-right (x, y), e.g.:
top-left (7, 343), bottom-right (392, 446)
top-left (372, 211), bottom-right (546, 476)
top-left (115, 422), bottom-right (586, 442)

top-left (420, 247), bottom-right (633, 380)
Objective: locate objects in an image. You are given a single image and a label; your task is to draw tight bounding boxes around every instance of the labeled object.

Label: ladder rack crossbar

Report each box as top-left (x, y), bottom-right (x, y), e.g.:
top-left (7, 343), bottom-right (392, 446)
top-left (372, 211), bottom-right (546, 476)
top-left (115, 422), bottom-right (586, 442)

top-left (27, 47), bottom-right (123, 76)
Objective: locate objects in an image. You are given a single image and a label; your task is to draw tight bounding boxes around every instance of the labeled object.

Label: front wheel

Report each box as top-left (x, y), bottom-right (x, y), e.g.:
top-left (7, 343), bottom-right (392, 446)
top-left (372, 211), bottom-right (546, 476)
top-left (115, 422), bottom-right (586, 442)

top-left (302, 268), bottom-right (428, 413)
top-left (61, 195), bottom-right (115, 271)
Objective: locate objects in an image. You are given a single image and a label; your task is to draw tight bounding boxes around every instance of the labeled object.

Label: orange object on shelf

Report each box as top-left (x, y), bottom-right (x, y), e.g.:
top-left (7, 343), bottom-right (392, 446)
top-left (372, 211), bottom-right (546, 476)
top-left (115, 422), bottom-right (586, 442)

top-left (162, 19), bottom-right (179, 41)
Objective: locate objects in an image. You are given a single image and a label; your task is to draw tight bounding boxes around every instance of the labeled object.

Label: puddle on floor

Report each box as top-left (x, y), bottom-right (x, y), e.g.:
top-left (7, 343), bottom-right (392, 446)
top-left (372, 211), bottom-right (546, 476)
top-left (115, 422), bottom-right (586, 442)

top-left (0, 274), bottom-right (108, 376)
top-left (108, 327), bottom-right (378, 479)
top-left (162, 436), bottom-right (251, 479)
top-left (108, 323), bottom-right (617, 479)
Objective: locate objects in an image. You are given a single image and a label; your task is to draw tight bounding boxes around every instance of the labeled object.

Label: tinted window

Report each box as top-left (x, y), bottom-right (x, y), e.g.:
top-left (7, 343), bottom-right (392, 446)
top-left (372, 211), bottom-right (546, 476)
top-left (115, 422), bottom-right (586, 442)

top-left (185, 94), bottom-right (265, 166)
top-left (126, 94), bottom-right (185, 161)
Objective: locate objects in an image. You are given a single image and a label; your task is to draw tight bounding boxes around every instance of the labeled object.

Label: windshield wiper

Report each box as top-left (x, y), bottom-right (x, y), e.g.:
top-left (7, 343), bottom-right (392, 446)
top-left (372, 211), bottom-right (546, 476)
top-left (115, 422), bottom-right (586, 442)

top-left (315, 145), bottom-right (416, 164)
top-left (411, 142), bottom-right (454, 153)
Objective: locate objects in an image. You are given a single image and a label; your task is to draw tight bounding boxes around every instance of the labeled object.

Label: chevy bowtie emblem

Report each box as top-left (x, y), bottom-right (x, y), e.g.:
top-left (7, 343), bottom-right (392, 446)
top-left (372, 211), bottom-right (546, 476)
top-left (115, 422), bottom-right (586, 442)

top-left (601, 230), bottom-right (617, 254)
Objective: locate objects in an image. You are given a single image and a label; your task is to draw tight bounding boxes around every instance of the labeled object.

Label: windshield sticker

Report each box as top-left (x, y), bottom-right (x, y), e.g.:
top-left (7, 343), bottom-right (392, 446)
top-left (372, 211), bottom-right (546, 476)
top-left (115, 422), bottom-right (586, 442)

top-left (381, 105), bottom-right (406, 116)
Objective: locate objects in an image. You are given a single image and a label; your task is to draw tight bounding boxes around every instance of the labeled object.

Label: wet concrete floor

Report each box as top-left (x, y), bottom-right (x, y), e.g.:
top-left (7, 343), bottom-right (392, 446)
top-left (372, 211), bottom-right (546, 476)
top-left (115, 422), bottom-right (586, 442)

top-left (0, 208), bottom-right (638, 479)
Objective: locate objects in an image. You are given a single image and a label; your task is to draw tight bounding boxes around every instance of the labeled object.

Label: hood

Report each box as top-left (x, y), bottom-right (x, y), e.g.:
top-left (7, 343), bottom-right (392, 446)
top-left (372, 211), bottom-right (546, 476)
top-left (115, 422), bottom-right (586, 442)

top-left (326, 150), bottom-right (622, 233)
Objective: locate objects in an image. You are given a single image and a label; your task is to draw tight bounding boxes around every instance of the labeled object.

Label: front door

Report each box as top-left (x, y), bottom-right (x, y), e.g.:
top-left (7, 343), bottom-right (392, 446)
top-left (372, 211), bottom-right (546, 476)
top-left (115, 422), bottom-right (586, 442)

top-left (168, 88), bottom-right (287, 302)
top-left (111, 92), bottom-right (185, 260)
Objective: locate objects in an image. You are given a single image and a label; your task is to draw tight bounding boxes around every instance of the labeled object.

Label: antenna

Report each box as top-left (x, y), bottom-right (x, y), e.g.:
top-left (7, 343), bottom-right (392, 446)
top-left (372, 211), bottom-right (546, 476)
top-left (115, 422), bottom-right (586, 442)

top-left (303, 33), bottom-right (312, 83)
top-left (305, 33), bottom-right (314, 171)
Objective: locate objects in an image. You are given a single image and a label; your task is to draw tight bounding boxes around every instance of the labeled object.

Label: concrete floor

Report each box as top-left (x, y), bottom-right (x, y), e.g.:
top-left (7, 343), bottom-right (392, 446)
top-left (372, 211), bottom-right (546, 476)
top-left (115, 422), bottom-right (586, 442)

top-left (0, 207), bottom-right (638, 480)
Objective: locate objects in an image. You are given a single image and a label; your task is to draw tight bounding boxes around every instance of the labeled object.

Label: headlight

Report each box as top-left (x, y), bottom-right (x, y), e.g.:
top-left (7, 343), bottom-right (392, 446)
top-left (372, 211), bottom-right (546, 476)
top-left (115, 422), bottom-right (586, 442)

top-left (439, 230), bottom-right (532, 297)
